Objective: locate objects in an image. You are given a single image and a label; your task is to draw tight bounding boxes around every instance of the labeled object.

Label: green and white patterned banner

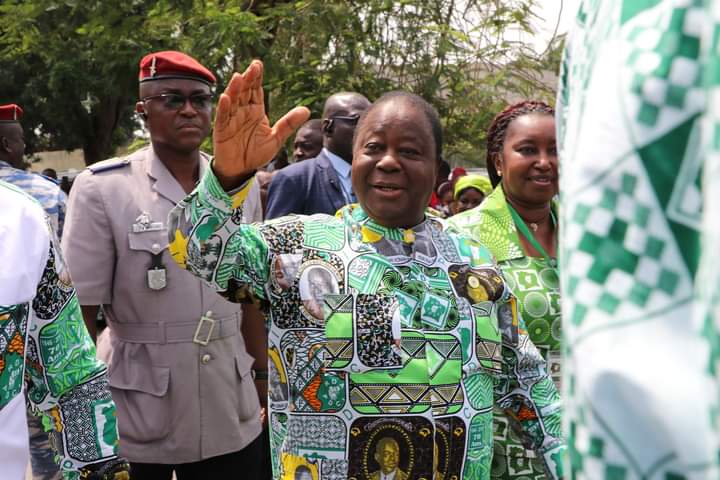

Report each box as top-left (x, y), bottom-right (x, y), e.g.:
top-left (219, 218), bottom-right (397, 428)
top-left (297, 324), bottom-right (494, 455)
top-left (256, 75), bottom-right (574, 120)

top-left (558, 0), bottom-right (720, 478)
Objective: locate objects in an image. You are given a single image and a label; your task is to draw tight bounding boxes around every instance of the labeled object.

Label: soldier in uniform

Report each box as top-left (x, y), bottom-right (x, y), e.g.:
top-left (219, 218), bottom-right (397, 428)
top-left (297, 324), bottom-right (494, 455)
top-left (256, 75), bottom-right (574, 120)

top-left (62, 51), bottom-right (263, 479)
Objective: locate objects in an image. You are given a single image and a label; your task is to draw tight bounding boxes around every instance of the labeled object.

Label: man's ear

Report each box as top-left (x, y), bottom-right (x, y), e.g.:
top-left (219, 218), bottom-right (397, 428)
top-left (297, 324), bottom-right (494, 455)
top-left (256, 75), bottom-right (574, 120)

top-left (322, 118), bottom-right (334, 135)
top-left (0, 136), bottom-right (10, 153)
top-left (135, 101), bottom-right (148, 121)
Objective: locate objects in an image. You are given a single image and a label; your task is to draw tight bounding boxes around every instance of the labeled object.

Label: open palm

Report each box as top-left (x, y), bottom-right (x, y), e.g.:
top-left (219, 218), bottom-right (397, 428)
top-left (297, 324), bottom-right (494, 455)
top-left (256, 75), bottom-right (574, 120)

top-left (213, 60), bottom-right (310, 188)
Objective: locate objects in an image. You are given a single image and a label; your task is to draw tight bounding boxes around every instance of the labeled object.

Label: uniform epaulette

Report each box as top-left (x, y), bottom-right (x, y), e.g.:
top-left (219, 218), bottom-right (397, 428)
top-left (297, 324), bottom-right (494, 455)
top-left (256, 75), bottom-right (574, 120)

top-left (87, 157), bottom-right (131, 174)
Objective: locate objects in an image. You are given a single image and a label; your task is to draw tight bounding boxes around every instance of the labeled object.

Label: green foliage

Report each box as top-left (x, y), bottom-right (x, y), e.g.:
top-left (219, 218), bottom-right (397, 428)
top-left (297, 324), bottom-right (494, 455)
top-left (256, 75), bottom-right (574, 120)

top-left (0, 0), bottom-right (560, 166)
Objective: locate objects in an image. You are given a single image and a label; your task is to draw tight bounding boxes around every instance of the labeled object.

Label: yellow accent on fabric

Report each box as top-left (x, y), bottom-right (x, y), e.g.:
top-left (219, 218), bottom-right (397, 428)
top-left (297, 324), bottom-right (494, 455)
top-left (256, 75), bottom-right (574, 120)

top-left (231, 177), bottom-right (255, 210)
top-left (403, 229), bottom-right (416, 244)
top-left (49, 406), bottom-right (63, 431)
top-left (361, 226), bottom-right (382, 243)
top-left (168, 229), bottom-right (189, 269)
top-left (280, 453), bottom-right (319, 479)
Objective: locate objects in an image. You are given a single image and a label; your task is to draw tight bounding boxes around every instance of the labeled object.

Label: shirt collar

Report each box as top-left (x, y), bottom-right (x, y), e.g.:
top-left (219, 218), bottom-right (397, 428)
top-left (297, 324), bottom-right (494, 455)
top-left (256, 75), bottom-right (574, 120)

top-left (324, 148), bottom-right (351, 179)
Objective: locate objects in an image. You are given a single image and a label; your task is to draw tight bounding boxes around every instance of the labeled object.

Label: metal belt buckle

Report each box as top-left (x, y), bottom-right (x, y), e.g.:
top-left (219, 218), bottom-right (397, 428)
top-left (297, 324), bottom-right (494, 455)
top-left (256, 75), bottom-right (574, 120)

top-left (193, 314), bottom-right (215, 346)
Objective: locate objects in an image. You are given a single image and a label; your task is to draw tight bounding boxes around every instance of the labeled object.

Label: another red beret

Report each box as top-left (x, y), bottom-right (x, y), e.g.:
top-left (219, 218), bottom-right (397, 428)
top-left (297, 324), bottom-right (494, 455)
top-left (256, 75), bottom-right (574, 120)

top-left (0, 104), bottom-right (23, 123)
top-left (139, 51), bottom-right (216, 86)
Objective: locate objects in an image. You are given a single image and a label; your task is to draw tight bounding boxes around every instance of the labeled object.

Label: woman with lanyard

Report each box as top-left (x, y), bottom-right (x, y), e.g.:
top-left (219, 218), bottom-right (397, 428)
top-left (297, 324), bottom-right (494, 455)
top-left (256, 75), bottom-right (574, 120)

top-left (449, 101), bottom-right (560, 479)
top-left (168, 62), bottom-right (564, 480)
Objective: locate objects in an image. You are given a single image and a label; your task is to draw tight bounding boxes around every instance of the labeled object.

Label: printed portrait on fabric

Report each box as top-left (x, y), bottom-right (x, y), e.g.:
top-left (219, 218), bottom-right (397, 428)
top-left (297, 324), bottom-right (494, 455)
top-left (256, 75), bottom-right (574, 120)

top-left (299, 264), bottom-right (341, 321)
top-left (433, 417), bottom-right (466, 480)
top-left (271, 252), bottom-right (303, 291)
top-left (269, 345), bottom-right (289, 406)
top-left (347, 417), bottom-right (434, 480)
top-left (281, 453), bottom-right (320, 480)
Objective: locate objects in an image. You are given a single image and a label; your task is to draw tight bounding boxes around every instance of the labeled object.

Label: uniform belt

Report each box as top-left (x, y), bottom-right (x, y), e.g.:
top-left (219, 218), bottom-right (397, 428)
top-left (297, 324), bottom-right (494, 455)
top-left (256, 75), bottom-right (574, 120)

top-left (110, 314), bottom-right (240, 345)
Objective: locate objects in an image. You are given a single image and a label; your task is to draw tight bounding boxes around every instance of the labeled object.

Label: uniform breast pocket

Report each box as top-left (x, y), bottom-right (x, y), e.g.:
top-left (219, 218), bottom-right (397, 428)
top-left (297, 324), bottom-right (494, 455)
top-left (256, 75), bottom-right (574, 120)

top-left (128, 230), bottom-right (169, 289)
top-left (128, 230), bottom-right (169, 255)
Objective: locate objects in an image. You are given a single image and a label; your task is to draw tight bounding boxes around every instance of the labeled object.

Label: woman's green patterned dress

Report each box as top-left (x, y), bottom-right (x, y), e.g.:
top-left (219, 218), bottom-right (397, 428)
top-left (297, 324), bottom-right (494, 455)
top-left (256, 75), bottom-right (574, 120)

top-left (450, 185), bottom-right (561, 479)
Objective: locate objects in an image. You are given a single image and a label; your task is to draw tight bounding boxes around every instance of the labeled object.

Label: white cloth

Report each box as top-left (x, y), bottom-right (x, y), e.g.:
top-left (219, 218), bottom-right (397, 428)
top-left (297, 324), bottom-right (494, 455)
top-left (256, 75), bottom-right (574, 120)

top-left (0, 182), bottom-right (50, 305)
top-left (0, 394), bottom-right (30, 480)
top-left (0, 181), bottom-right (51, 479)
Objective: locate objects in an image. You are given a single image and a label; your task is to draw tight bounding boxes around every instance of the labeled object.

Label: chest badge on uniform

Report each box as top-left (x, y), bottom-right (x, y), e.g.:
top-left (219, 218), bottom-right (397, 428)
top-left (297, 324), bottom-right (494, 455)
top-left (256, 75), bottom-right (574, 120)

top-left (133, 211), bottom-right (165, 233)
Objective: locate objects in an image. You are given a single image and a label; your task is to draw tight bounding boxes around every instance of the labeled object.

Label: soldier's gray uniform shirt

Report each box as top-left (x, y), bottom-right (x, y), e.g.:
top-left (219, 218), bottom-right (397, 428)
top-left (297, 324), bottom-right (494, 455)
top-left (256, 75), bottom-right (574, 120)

top-left (61, 146), bottom-right (262, 463)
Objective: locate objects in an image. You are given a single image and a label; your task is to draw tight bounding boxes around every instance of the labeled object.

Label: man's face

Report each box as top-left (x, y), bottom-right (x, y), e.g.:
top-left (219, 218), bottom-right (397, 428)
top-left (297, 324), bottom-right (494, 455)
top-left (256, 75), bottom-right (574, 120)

top-left (352, 100), bottom-right (438, 229)
top-left (0, 123), bottom-right (25, 168)
top-left (309, 271), bottom-right (333, 301)
top-left (137, 78), bottom-right (212, 153)
top-left (323, 96), bottom-right (370, 163)
top-left (293, 125), bottom-right (323, 162)
top-left (376, 441), bottom-right (400, 474)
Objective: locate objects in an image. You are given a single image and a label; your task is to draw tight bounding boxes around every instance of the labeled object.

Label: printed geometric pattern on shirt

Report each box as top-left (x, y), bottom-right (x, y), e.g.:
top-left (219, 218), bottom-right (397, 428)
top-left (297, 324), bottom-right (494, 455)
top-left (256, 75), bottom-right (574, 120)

top-left (284, 414), bottom-right (347, 459)
top-left (348, 330), bottom-right (431, 414)
top-left (32, 246), bottom-right (73, 320)
top-left (355, 293), bottom-right (401, 368)
top-left (319, 459), bottom-right (348, 480)
top-left (0, 304), bottom-right (28, 408)
top-left (58, 374), bottom-right (116, 462)
top-left (425, 332), bottom-right (464, 415)
top-left (24, 334), bottom-right (50, 406)
top-left (260, 219), bottom-right (304, 254)
top-left (304, 215), bottom-right (346, 251)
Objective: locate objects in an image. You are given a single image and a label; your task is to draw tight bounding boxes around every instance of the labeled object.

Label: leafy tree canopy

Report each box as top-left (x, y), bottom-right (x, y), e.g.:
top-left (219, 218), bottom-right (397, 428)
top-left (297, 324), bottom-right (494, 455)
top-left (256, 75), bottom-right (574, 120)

top-left (0, 0), bottom-right (560, 166)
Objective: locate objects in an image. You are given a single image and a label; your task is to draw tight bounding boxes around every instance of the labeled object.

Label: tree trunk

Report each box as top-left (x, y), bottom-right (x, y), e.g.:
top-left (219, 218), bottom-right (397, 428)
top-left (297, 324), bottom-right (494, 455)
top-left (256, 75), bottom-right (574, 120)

top-left (83, 94), bottom-right (130, 165)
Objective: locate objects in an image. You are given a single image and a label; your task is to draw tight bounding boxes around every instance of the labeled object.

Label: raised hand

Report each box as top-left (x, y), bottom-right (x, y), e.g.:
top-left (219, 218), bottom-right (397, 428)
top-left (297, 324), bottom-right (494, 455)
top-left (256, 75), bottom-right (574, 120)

top-left (212, 60), bottom-right (310, 189)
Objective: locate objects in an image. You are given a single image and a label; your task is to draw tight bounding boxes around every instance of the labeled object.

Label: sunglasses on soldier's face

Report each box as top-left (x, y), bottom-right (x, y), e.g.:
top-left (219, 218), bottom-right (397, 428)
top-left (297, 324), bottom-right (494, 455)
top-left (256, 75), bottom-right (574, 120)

top-left (142, 93), bottom-right (213, 111)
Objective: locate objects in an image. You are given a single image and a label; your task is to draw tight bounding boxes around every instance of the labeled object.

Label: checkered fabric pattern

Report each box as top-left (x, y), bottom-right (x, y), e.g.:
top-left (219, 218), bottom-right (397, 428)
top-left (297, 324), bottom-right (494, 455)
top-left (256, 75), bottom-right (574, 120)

top-left (626, 3), bottom-right (704, 128)
top-left (559, 0), bottom-right (720, 478)
top-left (563, 164), bottom-right (689, 329)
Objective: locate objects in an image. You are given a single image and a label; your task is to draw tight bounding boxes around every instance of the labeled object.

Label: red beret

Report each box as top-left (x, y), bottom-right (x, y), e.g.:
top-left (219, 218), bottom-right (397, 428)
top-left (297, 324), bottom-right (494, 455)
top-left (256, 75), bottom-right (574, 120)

top-left (0, 104), bottom-right (23, 123)
top-left (139, 51), bottom-right (216, 86)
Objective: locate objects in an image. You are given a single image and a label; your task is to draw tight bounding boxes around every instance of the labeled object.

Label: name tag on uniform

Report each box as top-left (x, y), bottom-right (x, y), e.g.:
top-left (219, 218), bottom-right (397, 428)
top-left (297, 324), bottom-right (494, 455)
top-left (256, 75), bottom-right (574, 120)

top-left (133, 221), bottom-right (165, 233)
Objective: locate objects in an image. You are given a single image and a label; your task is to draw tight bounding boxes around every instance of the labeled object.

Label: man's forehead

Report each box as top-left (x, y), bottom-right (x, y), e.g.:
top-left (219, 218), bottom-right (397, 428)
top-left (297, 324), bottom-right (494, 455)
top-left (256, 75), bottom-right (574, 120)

top-left (296, 125), bottom-right (320, 139)
top-left (325, 95), bottom-right (369, 116)
top-left (139, 78), bottom-right (212, 97)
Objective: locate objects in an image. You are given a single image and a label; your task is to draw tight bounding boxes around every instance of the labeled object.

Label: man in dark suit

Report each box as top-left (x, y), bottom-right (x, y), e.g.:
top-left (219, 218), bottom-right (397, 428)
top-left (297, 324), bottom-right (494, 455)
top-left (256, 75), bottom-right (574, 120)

top-left (265, 92), bottom-right (370, 219)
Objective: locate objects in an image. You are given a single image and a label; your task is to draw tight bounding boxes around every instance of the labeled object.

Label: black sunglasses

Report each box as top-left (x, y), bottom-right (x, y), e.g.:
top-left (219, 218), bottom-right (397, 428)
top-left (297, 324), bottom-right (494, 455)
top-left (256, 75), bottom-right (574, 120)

top-left (329, 114), bottom-right (360, 125)
top-left (142, 93), bottom-right (213, 111)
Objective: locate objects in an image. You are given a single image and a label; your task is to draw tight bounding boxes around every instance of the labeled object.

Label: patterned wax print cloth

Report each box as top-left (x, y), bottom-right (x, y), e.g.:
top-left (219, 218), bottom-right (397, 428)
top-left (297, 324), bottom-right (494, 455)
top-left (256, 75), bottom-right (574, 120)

top-left (0, 160), bottom-right (66, 237)
top-left (168, 167), bottom-right (565, 480)
top-left (0, 180), bottom-right (120, 479)
top-left (557, 0), bottom-right (720, 478)
top-left (450, 184), bottom-right (561, 479)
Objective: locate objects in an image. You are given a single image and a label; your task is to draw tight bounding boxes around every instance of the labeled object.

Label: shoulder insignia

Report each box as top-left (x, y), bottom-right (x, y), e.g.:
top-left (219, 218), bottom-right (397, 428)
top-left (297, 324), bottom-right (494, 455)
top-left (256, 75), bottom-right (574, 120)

top-left (87, 157), bottom-right (131, 174)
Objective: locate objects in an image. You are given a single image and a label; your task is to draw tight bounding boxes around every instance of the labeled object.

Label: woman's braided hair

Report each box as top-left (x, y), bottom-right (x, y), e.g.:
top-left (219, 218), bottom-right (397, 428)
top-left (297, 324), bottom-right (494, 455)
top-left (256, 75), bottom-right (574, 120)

top-left (485, 100), bottom-right (555, 188)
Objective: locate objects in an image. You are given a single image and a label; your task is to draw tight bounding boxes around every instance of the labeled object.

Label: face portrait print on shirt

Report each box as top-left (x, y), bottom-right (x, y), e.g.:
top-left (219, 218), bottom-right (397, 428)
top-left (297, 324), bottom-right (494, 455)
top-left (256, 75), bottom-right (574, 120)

top-left (298, 264), bottom-right (341, 322)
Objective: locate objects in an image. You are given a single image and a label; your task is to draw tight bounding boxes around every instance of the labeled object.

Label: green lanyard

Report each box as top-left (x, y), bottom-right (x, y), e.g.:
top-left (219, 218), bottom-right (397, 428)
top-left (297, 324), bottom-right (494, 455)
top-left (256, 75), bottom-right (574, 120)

top-left (507, 204), bottom-right (557, 268)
